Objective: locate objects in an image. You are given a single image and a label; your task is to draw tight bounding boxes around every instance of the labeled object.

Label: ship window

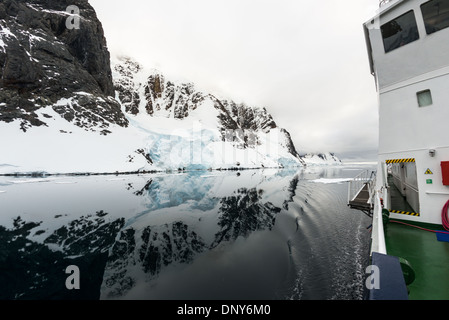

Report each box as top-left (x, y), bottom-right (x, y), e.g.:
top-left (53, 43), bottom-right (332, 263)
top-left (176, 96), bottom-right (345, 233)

top-left (381, 10), bottom-right (420, 53)
top-left (421, 0), bottom-right (449, 35)
top-left (417, 89), bottom-right (433, 107)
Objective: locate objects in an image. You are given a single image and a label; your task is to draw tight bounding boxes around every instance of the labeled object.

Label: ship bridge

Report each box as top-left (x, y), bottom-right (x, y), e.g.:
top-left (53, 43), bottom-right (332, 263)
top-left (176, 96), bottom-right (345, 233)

top-left (364, 0), bottom-right (449, 91)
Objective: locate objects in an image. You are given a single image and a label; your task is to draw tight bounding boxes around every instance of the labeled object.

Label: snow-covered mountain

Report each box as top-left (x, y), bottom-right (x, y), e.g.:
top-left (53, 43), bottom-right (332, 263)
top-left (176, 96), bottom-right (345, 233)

top-left (301, 152), bottom-right (342, 165)
top-left (111, 56), bottom-right (311, 171)
top-left (0, 0), bottom-right (340, 175)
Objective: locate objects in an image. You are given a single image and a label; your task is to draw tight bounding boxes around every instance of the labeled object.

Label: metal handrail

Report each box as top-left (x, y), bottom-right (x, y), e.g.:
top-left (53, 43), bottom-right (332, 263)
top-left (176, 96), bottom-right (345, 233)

top-left (367, 171), bottom-right (377, 206)
top-left (371, 191), bottom-right (387, 255)
top-left (347, 170), bottom-right (377, 205)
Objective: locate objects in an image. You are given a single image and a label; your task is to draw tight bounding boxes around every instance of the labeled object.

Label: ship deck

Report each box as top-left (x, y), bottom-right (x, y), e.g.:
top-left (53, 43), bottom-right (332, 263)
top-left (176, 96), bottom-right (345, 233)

top-left (385, 220), bottom-right (449, 300)
top-left (385, 175), bottom-right (449, 299)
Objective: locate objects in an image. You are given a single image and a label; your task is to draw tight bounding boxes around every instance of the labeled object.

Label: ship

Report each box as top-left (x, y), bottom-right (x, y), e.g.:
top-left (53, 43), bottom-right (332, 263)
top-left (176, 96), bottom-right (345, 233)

top-left (348, 0), bottom-right (449, 300)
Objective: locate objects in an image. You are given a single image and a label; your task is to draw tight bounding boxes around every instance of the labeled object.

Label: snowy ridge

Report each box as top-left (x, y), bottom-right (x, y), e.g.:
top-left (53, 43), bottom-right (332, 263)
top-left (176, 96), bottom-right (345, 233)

top-left (111, 56), bottom-right (309, 171)
top-left (111, 56), bottom-right (341, 168)
top-left (301, 152), bottom-right (342, 166)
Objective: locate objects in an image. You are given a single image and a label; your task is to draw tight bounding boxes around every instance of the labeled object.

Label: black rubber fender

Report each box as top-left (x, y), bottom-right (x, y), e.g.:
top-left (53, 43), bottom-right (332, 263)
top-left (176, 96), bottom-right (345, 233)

top-left (399, 257), bottom-right (415, 286)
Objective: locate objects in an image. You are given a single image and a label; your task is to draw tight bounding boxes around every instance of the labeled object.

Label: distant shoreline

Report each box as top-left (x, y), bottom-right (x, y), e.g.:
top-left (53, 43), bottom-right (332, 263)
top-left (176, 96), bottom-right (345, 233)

top-left (0, 163), bottom-right (356, 178)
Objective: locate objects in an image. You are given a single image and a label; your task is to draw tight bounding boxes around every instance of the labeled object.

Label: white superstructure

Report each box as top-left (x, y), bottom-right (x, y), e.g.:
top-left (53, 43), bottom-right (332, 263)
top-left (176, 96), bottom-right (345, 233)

top-left (364, 0), bottom-right (449, 226)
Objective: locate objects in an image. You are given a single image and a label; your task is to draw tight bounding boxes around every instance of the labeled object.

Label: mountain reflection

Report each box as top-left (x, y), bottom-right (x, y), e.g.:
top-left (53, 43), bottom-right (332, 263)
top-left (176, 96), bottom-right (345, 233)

top-left (0, 166), bottom-right (372, 300)
top-left (0, 212), bottom-right (124, 300)
top-left (211, 188), bottom-right (281, 248)
top-left (0, 169), bottom-right (300, 299)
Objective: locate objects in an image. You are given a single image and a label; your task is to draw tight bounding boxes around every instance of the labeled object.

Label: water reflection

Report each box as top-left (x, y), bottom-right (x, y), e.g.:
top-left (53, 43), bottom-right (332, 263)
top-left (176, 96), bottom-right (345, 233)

top-left (0, 165), bottom-right (373, 300)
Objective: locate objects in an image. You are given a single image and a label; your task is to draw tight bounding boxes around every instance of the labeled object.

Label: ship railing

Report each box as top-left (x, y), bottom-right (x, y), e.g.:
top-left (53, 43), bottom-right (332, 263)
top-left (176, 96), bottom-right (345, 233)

top-left (347, 169), bottom-right (377, 213)
top-left (367, 170), bottom-right (377, 204)
top-left (370, 188), bottom-right (387, 255)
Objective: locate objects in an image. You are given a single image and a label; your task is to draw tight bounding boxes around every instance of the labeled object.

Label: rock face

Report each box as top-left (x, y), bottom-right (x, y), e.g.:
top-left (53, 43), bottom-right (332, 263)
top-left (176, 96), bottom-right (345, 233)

top-left (0, 0), bottom-right (127, 133)
top-left (213, 98), bottom-right (278, 149)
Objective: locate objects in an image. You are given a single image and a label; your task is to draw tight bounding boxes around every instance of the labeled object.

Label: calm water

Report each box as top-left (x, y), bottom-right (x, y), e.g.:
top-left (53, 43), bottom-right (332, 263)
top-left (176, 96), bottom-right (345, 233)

top-left (0, 164), bottom-right (374, 300)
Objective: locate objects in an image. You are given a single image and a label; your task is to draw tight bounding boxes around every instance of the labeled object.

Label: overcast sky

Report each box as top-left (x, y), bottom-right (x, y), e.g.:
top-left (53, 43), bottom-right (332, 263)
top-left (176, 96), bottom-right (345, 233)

top-left (90, 0), bottom-right (380, 162)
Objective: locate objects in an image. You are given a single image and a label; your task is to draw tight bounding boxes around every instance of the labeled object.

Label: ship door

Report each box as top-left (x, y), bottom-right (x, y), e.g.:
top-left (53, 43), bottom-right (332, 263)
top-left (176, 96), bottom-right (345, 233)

top-left (386, 159), bottom-right (420, 217)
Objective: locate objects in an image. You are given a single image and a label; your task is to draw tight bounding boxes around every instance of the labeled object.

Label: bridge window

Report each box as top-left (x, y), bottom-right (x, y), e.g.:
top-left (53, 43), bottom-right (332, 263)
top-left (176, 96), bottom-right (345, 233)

top-left (417, 89), bottom-right (433, 107)
top-left (381, 10), bottom-right (420, 53)
top-left (421, 0), bottom-right (449, 35)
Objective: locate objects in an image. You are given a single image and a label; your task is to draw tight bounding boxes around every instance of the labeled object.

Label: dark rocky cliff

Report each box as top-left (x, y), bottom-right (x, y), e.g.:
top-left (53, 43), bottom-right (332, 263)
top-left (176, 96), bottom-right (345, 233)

top-left (0, 0), bottom-right (127, 133)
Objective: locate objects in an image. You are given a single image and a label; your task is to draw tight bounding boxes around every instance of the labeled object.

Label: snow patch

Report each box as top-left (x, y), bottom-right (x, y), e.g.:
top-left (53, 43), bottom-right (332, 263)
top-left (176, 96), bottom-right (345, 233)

top-left (7, 178), bottom-right (56, 184)
top-left (311, 178), bottom-right (352, 184)
top-left (0, 24), bottom-right (16, 52)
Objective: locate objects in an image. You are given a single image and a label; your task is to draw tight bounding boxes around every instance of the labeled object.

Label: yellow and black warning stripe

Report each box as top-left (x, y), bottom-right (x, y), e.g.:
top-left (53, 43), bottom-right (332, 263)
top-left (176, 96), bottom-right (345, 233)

top-left (386, 158), bottom-right (415, 164)
top-left (390, 210), bottom-right (420, 217)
